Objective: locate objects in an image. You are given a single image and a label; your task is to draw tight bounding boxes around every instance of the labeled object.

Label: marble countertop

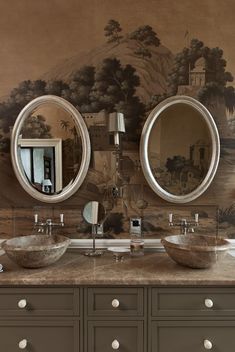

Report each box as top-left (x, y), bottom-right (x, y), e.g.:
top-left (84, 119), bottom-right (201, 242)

top-left (0, 249), bottom-right (235, 286)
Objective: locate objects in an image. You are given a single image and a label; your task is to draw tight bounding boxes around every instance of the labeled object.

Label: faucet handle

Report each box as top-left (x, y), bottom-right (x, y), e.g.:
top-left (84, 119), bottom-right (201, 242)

top-left (195, 213), bottom-right (199, 223)
top-left (60, 214), bottom-right (64, 223)
top-left (34, 214), bottom-right (38, 224)
top-left (169, 213), bottom-right (173, 223)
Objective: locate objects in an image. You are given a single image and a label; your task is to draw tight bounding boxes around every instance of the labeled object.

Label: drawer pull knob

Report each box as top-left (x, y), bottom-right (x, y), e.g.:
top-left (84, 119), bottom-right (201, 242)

top-left (204, 298), bottom-right (213, 308)
top-left (204, 339), bottom-right (213, 350)
top-left (112, 339), bottom-right (120, 350)
top-left (19, 339), bottom-right (27, 349)
top-left (112, 299), bottom-right (120, 308)
top-left (18, 299), bottom-right (27, 309)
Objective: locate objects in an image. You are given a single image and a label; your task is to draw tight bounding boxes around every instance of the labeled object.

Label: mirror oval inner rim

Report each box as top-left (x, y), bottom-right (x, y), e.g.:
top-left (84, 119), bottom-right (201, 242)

top-left (140, 95), bottom-right (220, 203)
top-left (11, 95), bottom-right (91, 203)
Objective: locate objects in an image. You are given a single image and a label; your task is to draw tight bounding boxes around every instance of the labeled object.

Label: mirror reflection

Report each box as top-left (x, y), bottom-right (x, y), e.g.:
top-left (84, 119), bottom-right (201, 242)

top-left (18, 102), bottom-right (82, 195)
top-left (148, 103), bottom-right (212, 196)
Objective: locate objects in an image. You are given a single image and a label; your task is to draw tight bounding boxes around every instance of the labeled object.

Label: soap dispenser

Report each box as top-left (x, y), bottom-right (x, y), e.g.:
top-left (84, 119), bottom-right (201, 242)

top-left (130, 218), bottom-right (144, 256)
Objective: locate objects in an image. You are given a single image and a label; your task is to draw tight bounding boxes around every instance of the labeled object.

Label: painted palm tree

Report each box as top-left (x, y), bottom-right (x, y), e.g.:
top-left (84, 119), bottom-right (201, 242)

top-left (60, 119), bottom-right (70, 133)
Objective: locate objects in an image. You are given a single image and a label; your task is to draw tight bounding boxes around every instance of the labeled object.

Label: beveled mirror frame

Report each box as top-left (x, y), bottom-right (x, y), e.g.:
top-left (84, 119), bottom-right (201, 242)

top-left (11, 95), bottom-right (91, 203)
top-left (140, 95), bottom-right (220, 203)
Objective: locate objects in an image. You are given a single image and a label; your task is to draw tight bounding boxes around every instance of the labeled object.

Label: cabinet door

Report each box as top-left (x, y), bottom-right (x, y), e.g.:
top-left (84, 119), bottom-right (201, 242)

top-left (151, 321), bottom-right (235, 352)
top-left (0, 320), bottom-right (79, 352)
top-left (87, 321), bottom-right (144, 352)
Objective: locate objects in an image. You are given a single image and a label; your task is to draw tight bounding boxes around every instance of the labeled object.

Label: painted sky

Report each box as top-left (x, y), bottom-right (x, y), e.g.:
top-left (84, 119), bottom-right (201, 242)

top-left (0, 0), bottom-right (234, 98)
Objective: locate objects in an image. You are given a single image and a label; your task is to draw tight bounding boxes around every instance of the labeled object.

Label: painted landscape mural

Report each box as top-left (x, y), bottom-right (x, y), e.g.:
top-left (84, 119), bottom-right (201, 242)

top-left (148, 103), bottom-right (213, 195)
top-left (0, 0), bottom-right (234, 239)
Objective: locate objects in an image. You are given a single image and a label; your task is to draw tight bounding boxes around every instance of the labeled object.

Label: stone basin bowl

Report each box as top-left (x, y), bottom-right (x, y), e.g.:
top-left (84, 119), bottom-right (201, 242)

top-left (2, 234), bottom-right (70, 268)
top-left (161, 234), bottom-right (230, 269)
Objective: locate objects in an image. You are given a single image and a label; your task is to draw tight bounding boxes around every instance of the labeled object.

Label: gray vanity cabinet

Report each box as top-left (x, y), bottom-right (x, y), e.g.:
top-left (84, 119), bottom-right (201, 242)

top-left (0, 286), bottom-right (235, 351)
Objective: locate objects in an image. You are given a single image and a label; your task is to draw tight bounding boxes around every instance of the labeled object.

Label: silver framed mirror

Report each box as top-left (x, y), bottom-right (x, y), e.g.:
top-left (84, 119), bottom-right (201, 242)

top-left (140, 95), bottom-right (220, 203)
top-left (11, 95), bottom-right (91, 203)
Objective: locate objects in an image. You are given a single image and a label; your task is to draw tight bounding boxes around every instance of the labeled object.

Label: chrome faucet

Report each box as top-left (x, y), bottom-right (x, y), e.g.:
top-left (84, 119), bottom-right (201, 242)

top-left (169, 213), bottom-right (199, 235)
top-left (34, 214), bottom-right (64, 235)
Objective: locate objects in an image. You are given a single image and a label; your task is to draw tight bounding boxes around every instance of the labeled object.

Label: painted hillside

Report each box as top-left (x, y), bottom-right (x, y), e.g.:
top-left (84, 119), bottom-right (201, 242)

top-left (41, 37), bottom-right (174, 104)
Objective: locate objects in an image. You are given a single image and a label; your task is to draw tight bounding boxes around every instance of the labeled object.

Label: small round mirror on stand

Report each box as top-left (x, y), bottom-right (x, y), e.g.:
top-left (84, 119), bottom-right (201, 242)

top-left (82, 201), bottom-right (106, 257)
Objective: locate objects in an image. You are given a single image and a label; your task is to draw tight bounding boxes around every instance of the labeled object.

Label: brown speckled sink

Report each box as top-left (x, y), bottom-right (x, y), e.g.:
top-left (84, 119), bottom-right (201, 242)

top-left (161, 234), bottom-right (230, 269)
top-left (2, 234), bottom-right (70, 268)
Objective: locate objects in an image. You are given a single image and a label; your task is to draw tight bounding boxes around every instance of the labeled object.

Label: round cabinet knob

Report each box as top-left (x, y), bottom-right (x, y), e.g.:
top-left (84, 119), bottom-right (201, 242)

top-left (19, 339), bottom-right (27, 349)
top-left (18, 299), bottom-right (27, 309)
top-left (204, 298), bottom-right (214, 308)
top-left (112, 339), bottom-right (120, 350)
top-left (204, 339), bottom-right (213, 350)
top-left (112, 299), bottom-right (120, 308)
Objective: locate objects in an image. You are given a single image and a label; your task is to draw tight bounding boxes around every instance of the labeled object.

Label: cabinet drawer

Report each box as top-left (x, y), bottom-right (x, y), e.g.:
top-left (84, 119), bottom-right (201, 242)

top-left (88, 321), bottom-right (143, 352)
top-left (0, 288), bottom-right (79, 316)
top-left (0, 320), bottom-right (79, 352)
top-left (151, 288), bottom-right (235, 316)
top-left (87, 287), bottom-right (144, 316)
top-left (151, 321), bottom-right (235, 352)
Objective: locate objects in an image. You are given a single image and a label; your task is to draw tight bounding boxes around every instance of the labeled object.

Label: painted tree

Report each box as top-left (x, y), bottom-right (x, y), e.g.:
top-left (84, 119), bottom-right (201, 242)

top-left (92, 58), bottom-right (140, 106)
top-left (10, 80), bottom-right (47, 105)
top-left (0, 79), bottom-right (47, 134)
top-left (104, 19), bottom-right (123, 44)
top-left (45, 80), bottom-right (69, 96)
top-left (165, 156), bottom-right (186, 179)
top-left (130, 25), bottom-right (161, 59)
top-left (60, 120), bottom-right (70, 132)
top-left (91, 58), bottom-right (145, 140)
top-left (21, 115), bottom-right (52, 139)
top-left (63, 65), bottom-right (95, 112)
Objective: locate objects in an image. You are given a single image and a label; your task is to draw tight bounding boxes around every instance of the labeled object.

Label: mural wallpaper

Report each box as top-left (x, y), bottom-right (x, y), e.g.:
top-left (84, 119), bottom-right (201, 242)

top-left (0, 0), bottom-right (234, 239)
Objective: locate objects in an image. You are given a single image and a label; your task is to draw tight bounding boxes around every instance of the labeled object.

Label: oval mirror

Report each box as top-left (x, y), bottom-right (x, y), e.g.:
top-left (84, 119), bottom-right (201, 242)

top-left (140, 95), bottom-right (220, 203)
top-left (11, 95), bottom-right (91, 203)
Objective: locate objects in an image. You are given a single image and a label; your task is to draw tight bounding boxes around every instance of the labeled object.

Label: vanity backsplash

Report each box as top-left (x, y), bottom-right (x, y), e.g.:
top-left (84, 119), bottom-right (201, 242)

top-left (0, 1), bottom-right (235, 240)
top-left (0, 204), bottom-right (218, 239)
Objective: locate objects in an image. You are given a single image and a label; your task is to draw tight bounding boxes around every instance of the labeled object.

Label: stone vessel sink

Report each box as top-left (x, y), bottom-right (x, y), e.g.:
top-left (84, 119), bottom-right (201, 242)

top-left (2, 234), bottom-right (70, 268)
top-left (161, 234), bottom-right (230, 269)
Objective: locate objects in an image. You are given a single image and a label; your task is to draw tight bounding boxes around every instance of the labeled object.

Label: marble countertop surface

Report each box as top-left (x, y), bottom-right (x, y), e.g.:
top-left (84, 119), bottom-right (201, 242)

top-left (0, 249), bottom-right (235, 286)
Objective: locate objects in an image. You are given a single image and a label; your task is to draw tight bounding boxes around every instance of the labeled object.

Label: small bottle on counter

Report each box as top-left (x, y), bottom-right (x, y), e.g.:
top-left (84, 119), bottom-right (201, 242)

top-left (130, 218), bottom-right (144, 256)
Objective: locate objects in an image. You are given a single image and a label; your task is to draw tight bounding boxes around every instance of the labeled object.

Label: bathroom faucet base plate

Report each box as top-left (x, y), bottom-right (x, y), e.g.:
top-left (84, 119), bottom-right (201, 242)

top-left (84, 249), bottom-right (104, 257)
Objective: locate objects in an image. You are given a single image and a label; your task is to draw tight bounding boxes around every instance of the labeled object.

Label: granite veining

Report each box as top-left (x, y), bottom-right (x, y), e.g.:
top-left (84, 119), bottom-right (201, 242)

top-left (0, 250), bottom-right (235, 286)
